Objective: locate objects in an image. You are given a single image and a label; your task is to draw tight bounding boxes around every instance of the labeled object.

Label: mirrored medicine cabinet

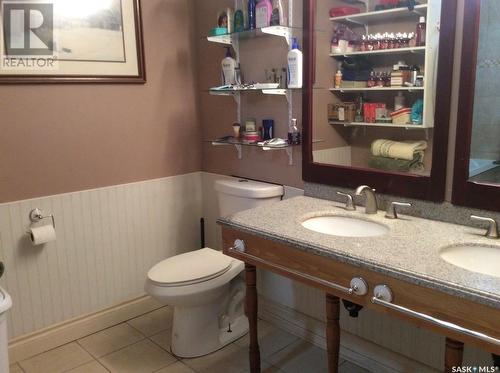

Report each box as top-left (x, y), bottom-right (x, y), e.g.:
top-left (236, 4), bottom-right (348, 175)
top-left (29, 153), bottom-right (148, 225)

top-left (302, 0), bottom-right (457, 201)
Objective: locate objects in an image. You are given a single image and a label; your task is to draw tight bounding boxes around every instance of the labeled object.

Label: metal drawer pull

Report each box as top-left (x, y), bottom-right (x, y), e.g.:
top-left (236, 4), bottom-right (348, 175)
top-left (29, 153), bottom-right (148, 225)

top-left (228, 241), bottom-right (367, 296)
top-left (371, 285), bottom-right (500, 347)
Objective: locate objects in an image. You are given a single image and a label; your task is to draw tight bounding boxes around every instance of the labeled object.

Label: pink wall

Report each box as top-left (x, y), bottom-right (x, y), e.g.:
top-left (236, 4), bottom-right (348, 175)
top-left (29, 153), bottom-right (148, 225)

top-left (0, 0), bottom-right (202, 203)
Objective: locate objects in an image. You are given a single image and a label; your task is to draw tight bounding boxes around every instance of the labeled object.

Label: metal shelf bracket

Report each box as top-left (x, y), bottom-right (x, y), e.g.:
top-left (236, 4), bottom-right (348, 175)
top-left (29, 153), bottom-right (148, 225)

top-left (234, 144), bottom-right (243, 159)
top-left (261, 26), bottom-right (292, 45)
top-left (206, 35), bottom-right (232, 45)
top-left (286, 147), bottom-right (293, 166)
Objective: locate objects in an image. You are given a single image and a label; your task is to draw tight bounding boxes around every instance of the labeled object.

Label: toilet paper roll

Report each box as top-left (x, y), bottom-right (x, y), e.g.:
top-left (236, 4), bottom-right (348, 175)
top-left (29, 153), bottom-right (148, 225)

top-left (29, 225), bottom-right (56, 246)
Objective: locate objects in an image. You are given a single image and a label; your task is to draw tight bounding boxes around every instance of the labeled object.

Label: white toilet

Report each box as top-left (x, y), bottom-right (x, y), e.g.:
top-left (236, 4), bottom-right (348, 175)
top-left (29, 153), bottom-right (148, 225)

top-left (0, 287), bottom-right (12, 373)
top-left (145, 179), bottom-right (284, 358)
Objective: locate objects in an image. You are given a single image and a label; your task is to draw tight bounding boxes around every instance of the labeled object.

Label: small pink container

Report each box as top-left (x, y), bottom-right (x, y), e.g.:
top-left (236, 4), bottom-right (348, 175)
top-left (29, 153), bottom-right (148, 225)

top-left (244, 132), bottom-right (261, 142)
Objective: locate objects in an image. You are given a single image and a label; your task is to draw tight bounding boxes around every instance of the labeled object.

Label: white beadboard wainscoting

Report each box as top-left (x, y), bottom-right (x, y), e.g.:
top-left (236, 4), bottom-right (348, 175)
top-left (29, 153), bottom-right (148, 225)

top-left (201, 173), bottom-right (492, 372)
top-left (0, 172), bottom-right (202, 341)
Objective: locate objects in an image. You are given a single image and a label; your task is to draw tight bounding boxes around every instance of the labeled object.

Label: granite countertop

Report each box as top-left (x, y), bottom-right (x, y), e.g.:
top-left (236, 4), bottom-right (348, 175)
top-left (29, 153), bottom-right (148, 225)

top-left (218, 196), bottom-right (500, 309)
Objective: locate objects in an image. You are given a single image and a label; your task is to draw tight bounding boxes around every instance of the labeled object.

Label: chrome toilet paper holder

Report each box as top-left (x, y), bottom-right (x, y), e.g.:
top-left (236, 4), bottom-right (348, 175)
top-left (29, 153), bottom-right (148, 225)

top-left (29, 208), bottom-right (56, 229)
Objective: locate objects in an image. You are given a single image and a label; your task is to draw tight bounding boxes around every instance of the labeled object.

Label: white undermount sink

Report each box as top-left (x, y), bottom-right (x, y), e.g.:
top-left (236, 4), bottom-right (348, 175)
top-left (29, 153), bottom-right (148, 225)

top-left (301, 215), bottom-right (389, 238)
top-left (440, 244), bottom-right (500, 277)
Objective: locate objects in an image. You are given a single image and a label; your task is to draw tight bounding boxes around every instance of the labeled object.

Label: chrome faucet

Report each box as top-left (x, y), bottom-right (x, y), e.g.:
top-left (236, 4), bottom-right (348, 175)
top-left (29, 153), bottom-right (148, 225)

top-left (471, 215), bottom-right (499, 239)
top-left (355, 186), bottom-right (378, 214)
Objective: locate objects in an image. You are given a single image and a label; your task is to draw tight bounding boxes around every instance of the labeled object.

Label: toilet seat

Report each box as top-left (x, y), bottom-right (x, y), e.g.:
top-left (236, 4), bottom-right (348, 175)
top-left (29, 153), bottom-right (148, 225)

top-left (147, 248), bottom-right (233, 287)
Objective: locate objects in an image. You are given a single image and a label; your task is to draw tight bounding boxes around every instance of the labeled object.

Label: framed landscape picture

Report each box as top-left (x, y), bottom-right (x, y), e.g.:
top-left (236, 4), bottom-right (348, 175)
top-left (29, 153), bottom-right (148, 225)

top-left (0, 0), bottom-right (146, 83)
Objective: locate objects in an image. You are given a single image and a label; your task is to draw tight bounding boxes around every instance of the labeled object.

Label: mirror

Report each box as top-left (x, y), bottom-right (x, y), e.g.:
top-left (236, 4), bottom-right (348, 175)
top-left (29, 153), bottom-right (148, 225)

top-left (468, 0), bottom-right (500, 184)
top-left (303, 0), bottom-right (457, 201)
top-left (453, 0), bottom-right (500, 211)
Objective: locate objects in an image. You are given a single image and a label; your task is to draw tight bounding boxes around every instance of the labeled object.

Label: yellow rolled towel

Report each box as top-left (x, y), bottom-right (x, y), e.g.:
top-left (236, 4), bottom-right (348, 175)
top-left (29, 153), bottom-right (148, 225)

top-left (371, 139), bottom-right (428, 161)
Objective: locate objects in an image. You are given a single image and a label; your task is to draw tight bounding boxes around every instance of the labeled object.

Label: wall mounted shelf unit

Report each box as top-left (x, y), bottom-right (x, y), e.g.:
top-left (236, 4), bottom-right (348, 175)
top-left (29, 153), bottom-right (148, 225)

top-left (205, 1), bottom-right (299, 165)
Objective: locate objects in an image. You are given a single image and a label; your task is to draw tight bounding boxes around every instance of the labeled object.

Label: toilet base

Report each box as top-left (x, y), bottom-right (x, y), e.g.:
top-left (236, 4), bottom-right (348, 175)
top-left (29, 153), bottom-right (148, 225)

top-left (170, 302), bottom-right (249, 358)
top-left (218, 314), bottom-right (249, 351)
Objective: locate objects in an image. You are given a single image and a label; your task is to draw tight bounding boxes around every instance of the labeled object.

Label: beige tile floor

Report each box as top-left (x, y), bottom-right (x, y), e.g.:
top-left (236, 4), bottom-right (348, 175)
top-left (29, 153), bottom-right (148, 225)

top-left (10, 306), bottom-right (372, 373)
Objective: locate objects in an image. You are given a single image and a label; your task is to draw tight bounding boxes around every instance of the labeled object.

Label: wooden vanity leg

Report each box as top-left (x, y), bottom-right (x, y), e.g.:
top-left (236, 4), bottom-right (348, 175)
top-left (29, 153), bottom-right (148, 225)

top-left (444, 338), bottom-right (464, 373)
top-left (245, 264), bottom-right (261, 373)
top-left (326, 294), bottom-right (341, 373)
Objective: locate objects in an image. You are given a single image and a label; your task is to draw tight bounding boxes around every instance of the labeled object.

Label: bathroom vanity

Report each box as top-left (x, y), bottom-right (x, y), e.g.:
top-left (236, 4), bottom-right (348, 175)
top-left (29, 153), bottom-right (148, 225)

top-left (218, 196), bottom-right (500, 373)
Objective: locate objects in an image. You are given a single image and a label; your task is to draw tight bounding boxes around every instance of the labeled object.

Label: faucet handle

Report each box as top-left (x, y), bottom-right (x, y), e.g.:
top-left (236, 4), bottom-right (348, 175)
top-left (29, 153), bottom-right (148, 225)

top-left (471, 215), bottom-right (499, 239)
top-left (337, 192), bottom-right (356, 211)
top-left (385, 202), bottom-right (412, 220)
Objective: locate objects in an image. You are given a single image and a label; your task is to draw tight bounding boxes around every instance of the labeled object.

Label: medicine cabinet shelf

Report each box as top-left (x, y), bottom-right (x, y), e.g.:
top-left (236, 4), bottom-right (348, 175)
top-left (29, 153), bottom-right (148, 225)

top-left (328, 121), bottom-right (433, 130)
top-left (329, 4), bottom-right (428, 26)
top-left (330, 46), bottom-right (426, 58)
top-left (206, 26), bottom-right (300, 46)
top-left (329, 87), bottom-right (424, 93)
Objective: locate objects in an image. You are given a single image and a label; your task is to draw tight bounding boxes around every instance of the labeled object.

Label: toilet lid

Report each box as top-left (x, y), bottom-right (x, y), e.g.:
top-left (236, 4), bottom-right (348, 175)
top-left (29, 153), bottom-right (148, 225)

top-left (147, 248), bottom-right (233, 286)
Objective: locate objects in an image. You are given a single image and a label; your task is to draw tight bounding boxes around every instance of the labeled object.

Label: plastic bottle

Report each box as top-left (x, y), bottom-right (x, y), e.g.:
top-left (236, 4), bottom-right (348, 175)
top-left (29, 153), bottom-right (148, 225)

top-left (221, 47), bottom-right (236, 85)
top-left (410, 65), bottom-right (420, 86)
top-left (287, 38), bottom-right (303, 89)
top-left (288, 118), bottom-right (301, 145)
top-left (256, 0), bottom-right (273, 28)
top-left (394, 92), bottom-right (405, 111)
top-left (234, 0), bottom-right (245, 32)
top-left (242, 0), bottom-right (249, 29)
top-left (383, 71), bottom-right (391, 87)
top-left (270, 0), bottom-right (287, 26)
top-left (416, 16), bottom-right (426, 46)
top-left (367, 71), bottom-right (376, 88)
top-left (355, 95), bottom-right (364, 122)
top-left (248, 0), bottom-right (257, 30)
top-left (334, 70), bottom-right (342, 89)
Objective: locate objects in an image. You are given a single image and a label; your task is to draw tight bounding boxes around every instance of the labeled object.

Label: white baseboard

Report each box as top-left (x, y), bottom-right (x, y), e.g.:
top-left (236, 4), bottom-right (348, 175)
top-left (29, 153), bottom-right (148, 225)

top-left (8, 296), bottom-right (162, 364)
top-left (259, 297), bottom-right (439, 373)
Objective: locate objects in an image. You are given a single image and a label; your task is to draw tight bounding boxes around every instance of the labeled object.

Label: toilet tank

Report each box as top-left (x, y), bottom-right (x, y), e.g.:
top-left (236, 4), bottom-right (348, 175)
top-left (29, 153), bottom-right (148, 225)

top-left (215, 179), bottom-right (284, 217)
